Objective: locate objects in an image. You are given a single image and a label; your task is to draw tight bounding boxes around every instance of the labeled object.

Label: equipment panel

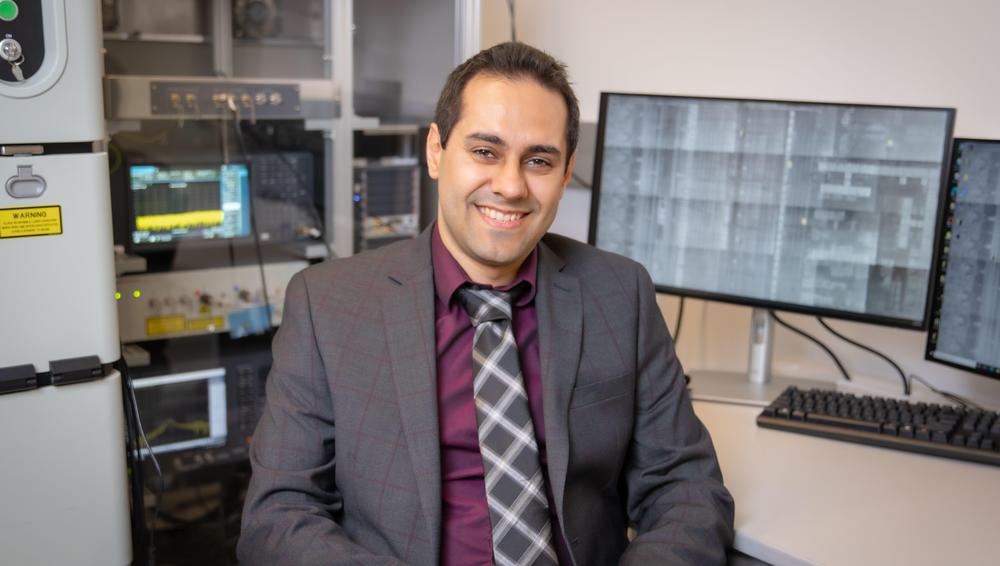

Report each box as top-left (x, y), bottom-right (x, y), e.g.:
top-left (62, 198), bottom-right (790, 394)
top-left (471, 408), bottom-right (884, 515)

top-left (116, 261), bottom-right (306, 342)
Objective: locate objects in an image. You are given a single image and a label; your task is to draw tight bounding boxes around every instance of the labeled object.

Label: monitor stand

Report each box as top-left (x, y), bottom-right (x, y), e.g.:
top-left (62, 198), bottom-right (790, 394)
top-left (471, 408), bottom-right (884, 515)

top-left (687, 308), bottom-right (829, 407)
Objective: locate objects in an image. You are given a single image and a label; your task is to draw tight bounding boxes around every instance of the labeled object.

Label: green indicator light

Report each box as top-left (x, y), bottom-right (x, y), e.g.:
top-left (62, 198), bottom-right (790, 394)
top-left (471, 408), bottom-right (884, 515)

top-left (115, 292), bottom-right (122, 300)
top-left (0, 1), bottom-right (18, 22)
top-left (133, 290), bottom-right (141, 299)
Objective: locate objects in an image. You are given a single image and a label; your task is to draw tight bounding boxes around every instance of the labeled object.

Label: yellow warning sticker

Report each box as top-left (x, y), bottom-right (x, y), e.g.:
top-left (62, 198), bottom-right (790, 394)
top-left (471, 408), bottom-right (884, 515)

top-left (0, 205), bottom-right (63, 239)
top-left (146, 315), bottom-right (186, 337)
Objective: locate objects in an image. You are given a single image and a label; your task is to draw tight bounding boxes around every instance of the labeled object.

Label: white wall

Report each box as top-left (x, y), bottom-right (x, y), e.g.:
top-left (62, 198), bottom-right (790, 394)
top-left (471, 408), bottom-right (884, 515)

top-left (481, 0), bottom-right (1000, 407)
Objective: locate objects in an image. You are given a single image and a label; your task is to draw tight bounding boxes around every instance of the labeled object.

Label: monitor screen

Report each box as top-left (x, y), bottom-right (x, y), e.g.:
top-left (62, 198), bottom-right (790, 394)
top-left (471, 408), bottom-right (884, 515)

top-left (590, 93), bottom-right (954, 328)
top-left (128, 163), bottom-right (251, 248)
top-left (133, 368), bottom-right (228, 456)
top-left (926, 139), bottom-right (1000, 380)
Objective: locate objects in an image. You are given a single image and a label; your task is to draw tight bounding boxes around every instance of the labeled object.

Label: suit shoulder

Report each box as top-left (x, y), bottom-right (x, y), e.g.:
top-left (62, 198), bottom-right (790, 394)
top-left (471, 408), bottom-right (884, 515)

top-left (541, 232), bottom-right (649, 280)
top-left (295, 237), bottom-right (423, 297)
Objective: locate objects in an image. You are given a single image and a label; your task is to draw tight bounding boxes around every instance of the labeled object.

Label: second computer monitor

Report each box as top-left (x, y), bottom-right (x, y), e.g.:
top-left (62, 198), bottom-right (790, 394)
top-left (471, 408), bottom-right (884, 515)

top-left (590, 93), bottom-right (955, 328)
top-left (926, 138), bottom-right (1000, 380)
top-left (128, 163), bottom-right (252, 249)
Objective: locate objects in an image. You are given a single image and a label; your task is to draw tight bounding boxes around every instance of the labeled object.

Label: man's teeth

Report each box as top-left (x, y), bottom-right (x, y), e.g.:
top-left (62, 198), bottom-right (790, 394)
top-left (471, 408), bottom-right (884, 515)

top-left (479, 206), bottom-right (523, 222)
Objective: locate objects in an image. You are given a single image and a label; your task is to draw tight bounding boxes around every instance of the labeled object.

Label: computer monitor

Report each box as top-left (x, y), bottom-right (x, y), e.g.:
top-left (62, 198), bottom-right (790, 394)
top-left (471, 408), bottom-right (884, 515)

top-left (128, 163), bottom-right (252, 250)
top-left (590, 93), bottom-right (955, 329)
top-left (926, 138), bottom-right (1000, 381)
top-left (132, 368), bottom-right (228, 457)
top-left (590, 93), bottom-right (955, 404)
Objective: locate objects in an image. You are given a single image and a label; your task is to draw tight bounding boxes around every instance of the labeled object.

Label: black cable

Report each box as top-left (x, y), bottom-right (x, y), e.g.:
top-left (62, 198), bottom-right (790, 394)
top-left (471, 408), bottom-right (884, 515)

top-left (117, 357), bottom-right (148, 565)
top-left (816, 317), bottom-right (910, 395)
top-left (234, 122), bottom-right (336, 261)
top-left (507, 0), bottom-right (517, 42)
top-left (769, 310), bottom-right (851, 382)
top-left (673, 296), bottom-right (685, 345)
top-left (117, 353), bottom-right (163, 566)
top-left (228, 106), bottom-right (276, 339)
top-left (907, 373), bottom-right (981, 409)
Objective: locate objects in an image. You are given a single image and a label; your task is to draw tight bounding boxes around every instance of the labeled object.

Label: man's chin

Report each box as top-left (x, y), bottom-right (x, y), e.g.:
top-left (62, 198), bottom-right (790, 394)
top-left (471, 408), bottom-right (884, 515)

top-left (470, 247), bottom-right (530, 270)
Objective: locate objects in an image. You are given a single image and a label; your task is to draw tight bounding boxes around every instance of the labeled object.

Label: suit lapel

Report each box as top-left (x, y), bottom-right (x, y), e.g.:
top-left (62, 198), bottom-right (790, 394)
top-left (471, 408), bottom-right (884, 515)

top-left (382, 230), bottom-right (441, 562)
top-left (535, 239), bottom-right (583, 524)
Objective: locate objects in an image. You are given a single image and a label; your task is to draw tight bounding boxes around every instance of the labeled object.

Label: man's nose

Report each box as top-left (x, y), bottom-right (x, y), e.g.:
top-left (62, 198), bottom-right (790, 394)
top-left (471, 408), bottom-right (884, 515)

top-left (492, 159), bottom-right (528, 200)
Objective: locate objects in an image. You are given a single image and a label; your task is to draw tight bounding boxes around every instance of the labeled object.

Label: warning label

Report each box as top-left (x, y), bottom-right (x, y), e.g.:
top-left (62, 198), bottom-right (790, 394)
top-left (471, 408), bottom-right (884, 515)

top-left (146, 315), bottom-right (186, 337)
top-left (0, 205), bottom-right (63, 239)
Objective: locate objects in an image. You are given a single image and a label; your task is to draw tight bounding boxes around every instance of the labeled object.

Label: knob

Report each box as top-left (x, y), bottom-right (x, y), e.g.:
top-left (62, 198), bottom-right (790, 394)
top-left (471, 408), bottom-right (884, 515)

top-left (0, 38), bottom-right (22, 62)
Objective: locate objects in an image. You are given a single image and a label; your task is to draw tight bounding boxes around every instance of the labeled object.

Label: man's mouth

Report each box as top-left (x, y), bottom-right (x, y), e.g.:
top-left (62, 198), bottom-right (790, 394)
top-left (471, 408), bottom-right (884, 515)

top-left (476, 205), bottom-right (528, 224)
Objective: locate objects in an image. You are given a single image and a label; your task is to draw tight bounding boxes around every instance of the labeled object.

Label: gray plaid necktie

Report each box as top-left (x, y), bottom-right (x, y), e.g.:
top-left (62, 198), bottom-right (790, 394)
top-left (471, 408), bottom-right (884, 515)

top-left (459, 286), bottom-right (558, 566)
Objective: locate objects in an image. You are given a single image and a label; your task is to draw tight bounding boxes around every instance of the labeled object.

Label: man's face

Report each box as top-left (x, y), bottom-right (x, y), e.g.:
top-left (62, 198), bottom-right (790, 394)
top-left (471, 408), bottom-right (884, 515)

top-left (427, 74), bottom-right (575, 285)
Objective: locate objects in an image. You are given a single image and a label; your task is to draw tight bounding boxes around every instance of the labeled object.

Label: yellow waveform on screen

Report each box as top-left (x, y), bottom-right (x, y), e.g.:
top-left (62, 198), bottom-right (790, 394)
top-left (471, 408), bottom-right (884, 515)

top-left (136, 210), bottom-right (224, 232)
top-left (145, 418), bottom-right (211, 442)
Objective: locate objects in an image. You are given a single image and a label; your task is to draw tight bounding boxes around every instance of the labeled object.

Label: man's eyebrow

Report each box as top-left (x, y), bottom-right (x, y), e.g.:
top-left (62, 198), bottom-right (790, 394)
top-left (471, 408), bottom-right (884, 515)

top-left (466, 132), bottom-right (506, 147)
top-left (526, 144), bottom-right (561, 156)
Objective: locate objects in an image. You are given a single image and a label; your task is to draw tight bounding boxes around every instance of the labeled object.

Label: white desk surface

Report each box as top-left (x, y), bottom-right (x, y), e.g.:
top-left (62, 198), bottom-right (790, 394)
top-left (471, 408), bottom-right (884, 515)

top-left (693, 400), bottom-right (1000, 566)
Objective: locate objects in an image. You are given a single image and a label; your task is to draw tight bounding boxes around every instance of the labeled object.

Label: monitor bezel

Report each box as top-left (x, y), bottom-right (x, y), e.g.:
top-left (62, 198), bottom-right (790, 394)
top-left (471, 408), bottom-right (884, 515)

top-left (132, 367), bottom-right (228, 457)
top-left (125, 160), bottom-right (254, 253)
top-left (924, 137), bottom-right (1000, 381)
top-left (588, 91), bottom-right (956, 330)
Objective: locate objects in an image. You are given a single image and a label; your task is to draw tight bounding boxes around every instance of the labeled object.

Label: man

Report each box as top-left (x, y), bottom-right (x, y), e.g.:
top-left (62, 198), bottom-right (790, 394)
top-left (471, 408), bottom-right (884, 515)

top-left (238, 42), bottom-right (734, 565)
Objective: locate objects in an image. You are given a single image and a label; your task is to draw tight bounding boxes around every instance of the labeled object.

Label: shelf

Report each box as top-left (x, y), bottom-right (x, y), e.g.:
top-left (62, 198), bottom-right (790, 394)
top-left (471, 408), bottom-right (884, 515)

top-left (104, 32), bottom-right (209, 45)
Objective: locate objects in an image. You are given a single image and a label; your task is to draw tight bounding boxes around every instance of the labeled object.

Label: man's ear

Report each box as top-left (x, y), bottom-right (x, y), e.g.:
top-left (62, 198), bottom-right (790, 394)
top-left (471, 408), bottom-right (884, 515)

top-left (561, 151), bottom-right (578, 188)
top-left (426, 123), bottom-right (443, 180)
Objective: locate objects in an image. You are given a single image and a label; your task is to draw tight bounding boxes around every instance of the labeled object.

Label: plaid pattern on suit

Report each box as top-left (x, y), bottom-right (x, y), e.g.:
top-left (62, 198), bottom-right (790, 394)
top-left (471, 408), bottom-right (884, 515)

top-left (237, 228), bottom-right (734, 565)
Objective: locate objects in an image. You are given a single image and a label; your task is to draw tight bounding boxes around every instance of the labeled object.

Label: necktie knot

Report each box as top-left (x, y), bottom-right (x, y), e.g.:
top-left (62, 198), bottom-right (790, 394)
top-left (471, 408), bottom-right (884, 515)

top-left (458, 286), bottom-right (515, 326)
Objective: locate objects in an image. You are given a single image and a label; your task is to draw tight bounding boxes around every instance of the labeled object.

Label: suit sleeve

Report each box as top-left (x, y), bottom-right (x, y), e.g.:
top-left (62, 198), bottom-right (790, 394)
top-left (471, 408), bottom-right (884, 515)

top-left (619, 267), bottom-right (735, 565)
top-left (237, 272), bottom-right (406, 565)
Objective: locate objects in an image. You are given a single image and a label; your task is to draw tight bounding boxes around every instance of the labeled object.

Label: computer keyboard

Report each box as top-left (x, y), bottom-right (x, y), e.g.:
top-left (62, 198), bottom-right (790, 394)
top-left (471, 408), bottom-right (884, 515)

top-left (757, 386), bottom-right (1000, 467)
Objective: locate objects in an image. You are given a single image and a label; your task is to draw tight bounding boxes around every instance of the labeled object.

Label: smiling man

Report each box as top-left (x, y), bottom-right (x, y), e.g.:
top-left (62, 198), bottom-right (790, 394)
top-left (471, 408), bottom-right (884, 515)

top-left (238, 42), bottom-right (734, 566)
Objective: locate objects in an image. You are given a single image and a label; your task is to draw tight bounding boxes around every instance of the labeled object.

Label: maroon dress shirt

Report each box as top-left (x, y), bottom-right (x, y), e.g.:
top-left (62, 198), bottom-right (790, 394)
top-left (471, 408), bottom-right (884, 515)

top-left (432, 226), bottom-right (572, 565)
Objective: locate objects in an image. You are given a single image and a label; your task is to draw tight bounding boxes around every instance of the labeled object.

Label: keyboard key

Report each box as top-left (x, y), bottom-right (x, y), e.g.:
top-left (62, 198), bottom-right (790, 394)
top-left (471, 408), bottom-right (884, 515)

top-left (807, 413), bottom-right (880, 433)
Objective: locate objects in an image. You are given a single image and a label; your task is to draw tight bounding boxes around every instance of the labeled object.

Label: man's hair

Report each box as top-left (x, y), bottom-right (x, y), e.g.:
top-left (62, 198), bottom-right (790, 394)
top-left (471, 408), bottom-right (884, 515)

top-left (433, 42), bottom-right (580, 166)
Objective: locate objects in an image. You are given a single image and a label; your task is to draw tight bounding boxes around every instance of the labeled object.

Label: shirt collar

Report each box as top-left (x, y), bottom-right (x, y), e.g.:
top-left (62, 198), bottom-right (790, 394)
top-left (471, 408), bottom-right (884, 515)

top-left (431, 222), bottom-right (538, 309)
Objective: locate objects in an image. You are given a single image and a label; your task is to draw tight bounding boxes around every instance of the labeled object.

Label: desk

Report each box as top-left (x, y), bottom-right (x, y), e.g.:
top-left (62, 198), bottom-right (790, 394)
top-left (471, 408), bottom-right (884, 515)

top-left (693, 401), bottom-right (1000, 566)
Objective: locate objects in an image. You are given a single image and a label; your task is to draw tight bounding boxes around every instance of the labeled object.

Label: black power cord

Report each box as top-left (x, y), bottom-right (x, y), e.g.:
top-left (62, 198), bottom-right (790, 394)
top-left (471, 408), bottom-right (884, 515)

top-left (673, 296), bottom-right (685, 345)
top-left (769, 310), bottom-right (851, 382)
top-left (227, 102), bottom-right (276, 340)
top-left (117, 353), bottom-right (163, 566)
top-left (816, 317), bottom-right (910, 395)
top-left (507, 0), bottom-right (517, 42)
top-left (118, 357), bottom-right (149, 565)
top-left (236, 125), bottom-right (335, 261)
top-left (907, 373), bottom-right (980, 409)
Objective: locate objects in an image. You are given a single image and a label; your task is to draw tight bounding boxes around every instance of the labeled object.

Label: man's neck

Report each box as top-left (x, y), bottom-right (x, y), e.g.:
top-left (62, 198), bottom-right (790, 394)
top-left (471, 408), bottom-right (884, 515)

top-left (437, 226), bottom-right (526, 287)
top-left (452, 248), bottom-right (523, 287)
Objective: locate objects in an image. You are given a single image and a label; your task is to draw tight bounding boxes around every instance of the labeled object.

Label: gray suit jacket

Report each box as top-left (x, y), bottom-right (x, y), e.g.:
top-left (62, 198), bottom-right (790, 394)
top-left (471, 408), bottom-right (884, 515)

top-left (238, 229), bottom-right (734, 565)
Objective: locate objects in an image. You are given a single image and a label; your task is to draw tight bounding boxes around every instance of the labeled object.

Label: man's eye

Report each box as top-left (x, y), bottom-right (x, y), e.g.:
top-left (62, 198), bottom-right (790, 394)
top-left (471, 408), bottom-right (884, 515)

top-left (526, 158), bottom-right (552, 168)
top-left (472, 148), bottom-right (496, 159)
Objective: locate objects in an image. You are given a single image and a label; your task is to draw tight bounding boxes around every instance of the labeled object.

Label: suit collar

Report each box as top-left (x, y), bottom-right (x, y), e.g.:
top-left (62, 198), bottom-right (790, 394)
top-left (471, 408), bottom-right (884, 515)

top-left (385, 226), bottom-right (435, 286)
top-left (535, 236), bottom-right (581, 535)
top-left (382, 227), bottom-right (442, 562)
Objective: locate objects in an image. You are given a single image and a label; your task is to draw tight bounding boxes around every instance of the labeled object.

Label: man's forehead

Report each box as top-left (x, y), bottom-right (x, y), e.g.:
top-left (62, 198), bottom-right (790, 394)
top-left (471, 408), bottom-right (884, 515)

top-left (454, 74), bottom-right (568, 147)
